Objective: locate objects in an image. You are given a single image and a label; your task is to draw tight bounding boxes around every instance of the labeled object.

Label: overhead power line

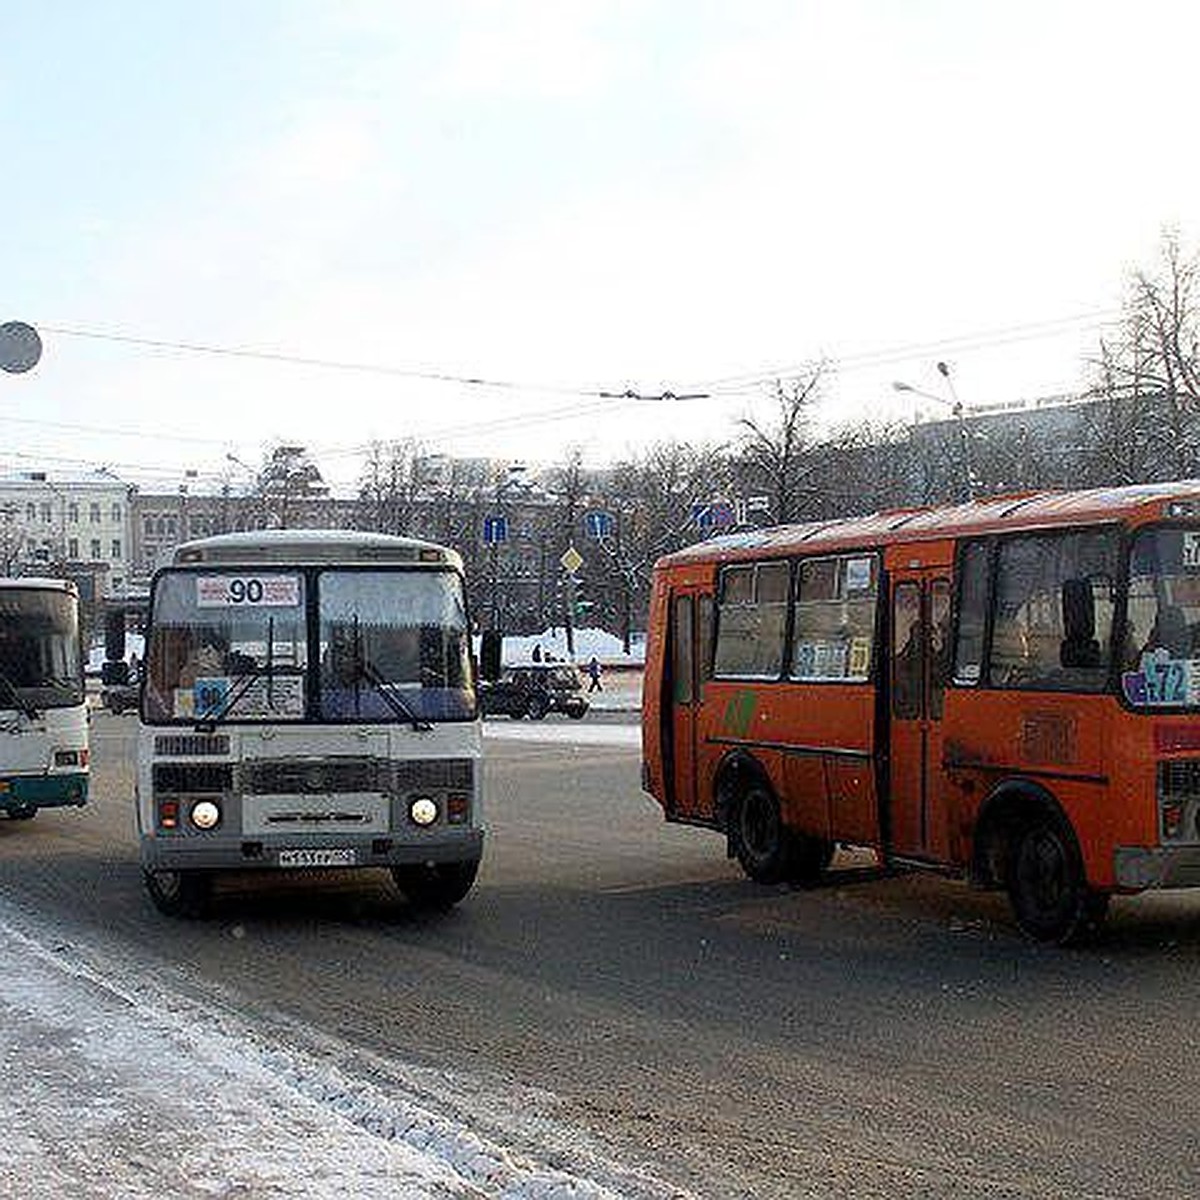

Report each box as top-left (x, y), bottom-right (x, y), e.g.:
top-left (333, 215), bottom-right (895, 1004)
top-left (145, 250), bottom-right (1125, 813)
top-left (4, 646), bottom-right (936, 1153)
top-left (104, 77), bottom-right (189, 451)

top-left (689, 308), bottom-right (1125, 395)
top-left (41, 324), bottom-right (604, 399)
top-left (14, 310), bottom-right (1127, 466)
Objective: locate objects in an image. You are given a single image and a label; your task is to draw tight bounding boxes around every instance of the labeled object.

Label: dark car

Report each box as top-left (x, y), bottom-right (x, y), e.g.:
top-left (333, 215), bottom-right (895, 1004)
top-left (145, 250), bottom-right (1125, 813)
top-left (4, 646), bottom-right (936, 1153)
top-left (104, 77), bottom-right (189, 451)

top-left (479, 663), bottom-right (589, 720)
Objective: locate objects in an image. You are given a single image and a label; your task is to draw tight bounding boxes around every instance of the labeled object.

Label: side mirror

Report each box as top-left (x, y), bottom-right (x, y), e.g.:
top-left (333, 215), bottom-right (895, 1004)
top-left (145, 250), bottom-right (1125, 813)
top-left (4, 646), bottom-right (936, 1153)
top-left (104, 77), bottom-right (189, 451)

top-left (479, 630), bottom-right (502, 682)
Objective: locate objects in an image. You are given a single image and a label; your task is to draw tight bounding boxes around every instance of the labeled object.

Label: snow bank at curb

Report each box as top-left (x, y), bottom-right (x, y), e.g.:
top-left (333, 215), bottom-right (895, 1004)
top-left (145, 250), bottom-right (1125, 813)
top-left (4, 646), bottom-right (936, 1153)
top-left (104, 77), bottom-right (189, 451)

top-left (0, 902), bottom-right (692, 1200)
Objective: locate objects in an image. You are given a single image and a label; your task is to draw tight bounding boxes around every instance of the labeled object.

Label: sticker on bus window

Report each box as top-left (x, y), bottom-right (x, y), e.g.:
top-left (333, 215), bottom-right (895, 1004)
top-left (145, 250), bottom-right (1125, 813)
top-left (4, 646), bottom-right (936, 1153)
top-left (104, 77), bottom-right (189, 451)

top-left (193, 677), bottom-right (230, 717)
top-left (196, 575), bottom-right (302, 608)
top-left (845, 558), bottom-right (874, 593)
top-left (1122, 649), bottom-right (1200, 706)
top-left (1183, 533), bottom-right (1200, 569)
top-left (849, 637), bottom-right (872, 677)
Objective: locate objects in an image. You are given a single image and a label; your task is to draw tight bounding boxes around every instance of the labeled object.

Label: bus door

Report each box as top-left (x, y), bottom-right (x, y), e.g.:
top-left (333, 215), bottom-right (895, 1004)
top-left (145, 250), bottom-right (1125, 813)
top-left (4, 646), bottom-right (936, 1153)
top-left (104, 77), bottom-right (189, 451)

top-left (663, 588), bottom-right (711, 820)
top-left (887, 568), bottom-right (951, 859)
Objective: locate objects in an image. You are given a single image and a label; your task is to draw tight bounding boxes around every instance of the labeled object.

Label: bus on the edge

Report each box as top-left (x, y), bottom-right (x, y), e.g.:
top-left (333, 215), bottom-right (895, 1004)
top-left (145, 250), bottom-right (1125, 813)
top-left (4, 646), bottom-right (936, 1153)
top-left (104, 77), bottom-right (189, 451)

top-left (137, 530), bottom-right (482, 917)
top-left (0, 577), bottom-right (88, 821)
top-left (642, 481), bottom-right (1200, 943)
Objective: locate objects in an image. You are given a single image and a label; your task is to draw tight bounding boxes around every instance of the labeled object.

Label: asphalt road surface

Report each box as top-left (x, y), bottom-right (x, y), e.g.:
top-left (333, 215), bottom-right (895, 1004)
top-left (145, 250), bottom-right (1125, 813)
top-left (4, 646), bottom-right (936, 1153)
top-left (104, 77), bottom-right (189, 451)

top-left (4, 710), bottom-right (1200, 1198)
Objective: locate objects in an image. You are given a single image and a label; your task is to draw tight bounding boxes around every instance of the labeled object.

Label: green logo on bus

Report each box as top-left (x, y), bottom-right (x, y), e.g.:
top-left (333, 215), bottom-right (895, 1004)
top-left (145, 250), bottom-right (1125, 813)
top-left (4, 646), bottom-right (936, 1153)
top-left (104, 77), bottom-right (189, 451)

top-left (724, 690), bottom-right (756, 738)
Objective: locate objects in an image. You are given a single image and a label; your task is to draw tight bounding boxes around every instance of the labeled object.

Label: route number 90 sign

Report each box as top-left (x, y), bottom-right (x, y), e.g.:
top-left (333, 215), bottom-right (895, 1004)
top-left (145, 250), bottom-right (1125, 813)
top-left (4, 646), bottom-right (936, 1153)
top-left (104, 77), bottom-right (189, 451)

top-left (196, 575), bottom-right (302, 608)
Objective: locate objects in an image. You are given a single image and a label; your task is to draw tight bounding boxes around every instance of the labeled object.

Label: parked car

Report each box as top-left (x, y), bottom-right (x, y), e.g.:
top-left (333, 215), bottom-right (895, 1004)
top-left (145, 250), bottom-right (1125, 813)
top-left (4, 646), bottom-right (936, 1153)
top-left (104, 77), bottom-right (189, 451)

top-left (100, 659), bottom-right (139, 715)
top-left (479, 663), bottom-right (589, 720)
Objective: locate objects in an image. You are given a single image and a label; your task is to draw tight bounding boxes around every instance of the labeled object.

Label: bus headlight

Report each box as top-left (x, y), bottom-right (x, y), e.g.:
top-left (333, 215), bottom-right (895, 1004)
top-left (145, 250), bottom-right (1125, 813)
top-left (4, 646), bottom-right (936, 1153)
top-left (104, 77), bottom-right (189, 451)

top-left (190, 800), bottom-right (221, 831)
top-left (409, 797), bottom-right (438, 826)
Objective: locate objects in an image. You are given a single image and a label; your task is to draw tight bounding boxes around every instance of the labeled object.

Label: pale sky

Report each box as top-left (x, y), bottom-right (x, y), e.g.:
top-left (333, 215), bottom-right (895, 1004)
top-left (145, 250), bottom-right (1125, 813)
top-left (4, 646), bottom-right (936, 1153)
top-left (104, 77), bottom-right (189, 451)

top-left (2, 1), bottom-right (1195, 492)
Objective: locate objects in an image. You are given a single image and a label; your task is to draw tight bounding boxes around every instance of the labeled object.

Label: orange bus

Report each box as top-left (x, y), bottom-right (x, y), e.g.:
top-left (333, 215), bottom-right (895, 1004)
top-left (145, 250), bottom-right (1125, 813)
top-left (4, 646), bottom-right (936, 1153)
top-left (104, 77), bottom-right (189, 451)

top-left (642, 481), bottom-right (1200, 942)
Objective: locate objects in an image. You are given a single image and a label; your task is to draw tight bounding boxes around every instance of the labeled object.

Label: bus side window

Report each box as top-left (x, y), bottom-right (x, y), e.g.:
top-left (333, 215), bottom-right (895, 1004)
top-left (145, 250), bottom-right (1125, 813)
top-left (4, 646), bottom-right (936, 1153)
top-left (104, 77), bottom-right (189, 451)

top-left (954, 540), bottom-right (990, 685)
top-left (672, 595), bottom-right (694, 705)
top-left (697, 595), bottom-right (714, 683)
top-left (891, 582), bottom-right (923, 719)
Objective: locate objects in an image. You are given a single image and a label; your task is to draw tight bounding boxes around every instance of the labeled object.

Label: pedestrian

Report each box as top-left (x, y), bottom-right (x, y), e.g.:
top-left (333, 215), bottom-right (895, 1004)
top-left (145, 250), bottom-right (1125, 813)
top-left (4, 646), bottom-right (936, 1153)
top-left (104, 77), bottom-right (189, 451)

top-left (532, 644), bottom-right (542, 662)
top-left (586, 656), bottom-right (602, 692)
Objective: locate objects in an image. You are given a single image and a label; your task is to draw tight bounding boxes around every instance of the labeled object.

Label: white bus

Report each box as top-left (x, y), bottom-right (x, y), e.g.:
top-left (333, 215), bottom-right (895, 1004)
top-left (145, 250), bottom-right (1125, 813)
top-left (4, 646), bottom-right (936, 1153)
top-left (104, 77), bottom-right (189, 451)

top-left (137, 530), bottom-right (482, 917)
top-left (0, 577), bottom-right (88, 820)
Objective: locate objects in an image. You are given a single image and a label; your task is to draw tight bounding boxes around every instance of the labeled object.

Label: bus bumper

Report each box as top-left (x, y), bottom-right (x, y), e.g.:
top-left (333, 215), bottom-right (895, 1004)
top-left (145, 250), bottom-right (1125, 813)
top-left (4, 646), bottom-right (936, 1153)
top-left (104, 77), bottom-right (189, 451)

top-left (139, 828), bottom-right (484, 872)
top-left (1114, 845), bottom-right (1200, 890)
top-left (0, 772), bottom-right (88, 811)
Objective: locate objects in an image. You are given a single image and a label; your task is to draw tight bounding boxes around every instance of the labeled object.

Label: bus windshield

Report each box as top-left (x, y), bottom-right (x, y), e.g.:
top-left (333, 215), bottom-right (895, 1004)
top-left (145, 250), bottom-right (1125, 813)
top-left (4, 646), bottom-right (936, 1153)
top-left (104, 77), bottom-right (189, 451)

top-left (0, 589), bottom-right (83, 709)
top-left (317, 569), bottom-right (473, 722)
top-left (1122, 526), bottom-right (1200, 707)
top-left (143, 567), bottom-right (473, 723)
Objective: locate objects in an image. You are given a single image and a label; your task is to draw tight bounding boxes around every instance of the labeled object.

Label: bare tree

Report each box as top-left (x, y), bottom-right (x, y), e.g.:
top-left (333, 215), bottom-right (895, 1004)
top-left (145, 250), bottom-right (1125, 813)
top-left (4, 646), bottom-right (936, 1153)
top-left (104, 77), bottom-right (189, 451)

top-left (357, 438), bottom-right (426, 535)
top-left (735, 369), bottom-right (825, 523)
top-left (1082, 231), bottom-right (1200, 480)
top-left (255, 444), bottom-right (329, 529)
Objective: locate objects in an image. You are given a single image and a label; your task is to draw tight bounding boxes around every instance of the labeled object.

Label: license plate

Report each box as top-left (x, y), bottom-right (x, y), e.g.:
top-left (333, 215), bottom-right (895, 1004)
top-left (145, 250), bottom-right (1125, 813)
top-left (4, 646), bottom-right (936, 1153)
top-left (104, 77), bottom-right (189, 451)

top-left (277, 847), bottom-right (357, 868)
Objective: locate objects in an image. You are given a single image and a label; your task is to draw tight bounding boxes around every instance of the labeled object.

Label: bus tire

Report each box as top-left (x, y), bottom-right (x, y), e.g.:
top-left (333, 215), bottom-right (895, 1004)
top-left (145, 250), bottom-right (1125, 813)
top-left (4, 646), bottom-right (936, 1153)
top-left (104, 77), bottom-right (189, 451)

top-left (7, 804), bottom-right (37, 821)
top-left (143, 869), bottom-right (213, 919)
top-left (392, 858), bottom-right (480, 911)
top-left (732, 783), bottom-right (794, 885)
top-left (1007, 815), bottom-right (1108, 944)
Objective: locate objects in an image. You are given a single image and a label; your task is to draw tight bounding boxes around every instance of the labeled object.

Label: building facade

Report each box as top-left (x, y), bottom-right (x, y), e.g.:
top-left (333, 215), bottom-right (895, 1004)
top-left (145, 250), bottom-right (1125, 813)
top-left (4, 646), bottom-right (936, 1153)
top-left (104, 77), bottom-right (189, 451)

top-left (0, 471), bottom-right (133, 603)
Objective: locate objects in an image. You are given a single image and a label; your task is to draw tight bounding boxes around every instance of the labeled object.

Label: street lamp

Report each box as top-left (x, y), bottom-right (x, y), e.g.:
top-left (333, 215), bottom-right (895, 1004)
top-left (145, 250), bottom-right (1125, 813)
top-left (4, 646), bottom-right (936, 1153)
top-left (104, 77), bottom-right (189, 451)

top-left (892, 371), bottom-right (976, 502)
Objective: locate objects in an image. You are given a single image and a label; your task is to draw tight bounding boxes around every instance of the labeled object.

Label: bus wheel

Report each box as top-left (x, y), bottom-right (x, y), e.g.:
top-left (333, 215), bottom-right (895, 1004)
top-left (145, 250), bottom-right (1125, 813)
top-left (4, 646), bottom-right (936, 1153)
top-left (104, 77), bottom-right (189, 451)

top-left (7, 804), bottom-right (37, 821)
top-left (143, 869), bottom-right (213, 919)
top-left (392, 858), bottom-right (480, 911)
top-left (733, 784), bottom-right (793, 884)
top-left (1007, 816), bottom-right (1108, 944)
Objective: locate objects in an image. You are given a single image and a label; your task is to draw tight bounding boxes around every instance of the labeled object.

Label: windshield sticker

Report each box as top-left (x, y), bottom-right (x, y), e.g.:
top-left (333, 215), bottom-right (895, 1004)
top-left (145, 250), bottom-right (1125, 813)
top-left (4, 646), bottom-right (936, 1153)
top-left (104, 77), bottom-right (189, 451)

top-left (173, 674), bottom-right (305, 720)
top-left (849, 637), bottom-right (872, 677)
top-left (1123, 649), bottom-right (1200, 706)
top-left (1183, 533), bottom-right (1200, 569)
top-left (196, 575), bottom-right (302, 608)
top-left (845, 558), bottom-right (874, 593)
top-left (794, 640), bottom-right (849, 679)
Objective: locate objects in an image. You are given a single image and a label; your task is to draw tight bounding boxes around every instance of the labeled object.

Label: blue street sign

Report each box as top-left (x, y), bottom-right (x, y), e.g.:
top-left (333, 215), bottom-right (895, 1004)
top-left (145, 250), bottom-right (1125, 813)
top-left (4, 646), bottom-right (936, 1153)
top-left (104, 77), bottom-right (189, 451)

top-left (483, 515), bottom-right (508, 545)
top-left (584, 510), bottom-right (613, 539)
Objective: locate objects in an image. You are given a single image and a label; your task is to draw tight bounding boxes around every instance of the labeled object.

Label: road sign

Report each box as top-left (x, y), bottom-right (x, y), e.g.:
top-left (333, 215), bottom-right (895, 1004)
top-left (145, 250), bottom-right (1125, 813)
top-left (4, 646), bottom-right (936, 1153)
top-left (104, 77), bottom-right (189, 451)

top-left (584, 510), bottom-right (613, 539)
top-left (482, 515), bottom-right (508, 545)
top-left (0, 321), bottom-right (41, 374)
top-left (560, 545), bottom-right (583, 574)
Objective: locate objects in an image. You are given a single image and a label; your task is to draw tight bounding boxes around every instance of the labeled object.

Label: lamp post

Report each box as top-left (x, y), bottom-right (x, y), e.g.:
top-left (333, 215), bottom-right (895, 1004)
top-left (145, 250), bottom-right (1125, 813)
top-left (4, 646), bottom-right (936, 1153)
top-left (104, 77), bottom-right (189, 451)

top-left (893, 370), bottom-right (976, 502)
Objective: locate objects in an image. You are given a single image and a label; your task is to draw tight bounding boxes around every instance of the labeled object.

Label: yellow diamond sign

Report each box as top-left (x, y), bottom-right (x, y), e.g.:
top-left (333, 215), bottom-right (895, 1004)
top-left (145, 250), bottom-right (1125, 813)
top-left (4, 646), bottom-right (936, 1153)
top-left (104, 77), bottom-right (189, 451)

top-left (560, 545), bottom-right (583, 574)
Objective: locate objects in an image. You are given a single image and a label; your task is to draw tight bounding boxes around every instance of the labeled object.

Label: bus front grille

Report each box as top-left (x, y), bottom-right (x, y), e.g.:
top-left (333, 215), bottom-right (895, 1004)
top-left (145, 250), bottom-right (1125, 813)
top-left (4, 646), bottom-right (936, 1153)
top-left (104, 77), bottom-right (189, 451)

top-left (241, 757), bottom-right (475, 796)
top-left (242, 757), bottom-right (385, 795)
top-left (153, 763), bottom-right (235, 794)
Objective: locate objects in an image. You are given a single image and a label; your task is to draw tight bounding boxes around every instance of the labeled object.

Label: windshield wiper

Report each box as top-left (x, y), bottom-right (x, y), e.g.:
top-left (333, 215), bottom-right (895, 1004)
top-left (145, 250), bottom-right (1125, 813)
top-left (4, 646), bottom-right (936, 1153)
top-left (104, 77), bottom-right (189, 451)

top-left (0, 672), bottom-right (38, 719)
top-left (351, 617), bottom-right (431, 731)
top-left (193, 660), bottom-right (264, 732)
top-left (193, 619), bottom-right (279, 731)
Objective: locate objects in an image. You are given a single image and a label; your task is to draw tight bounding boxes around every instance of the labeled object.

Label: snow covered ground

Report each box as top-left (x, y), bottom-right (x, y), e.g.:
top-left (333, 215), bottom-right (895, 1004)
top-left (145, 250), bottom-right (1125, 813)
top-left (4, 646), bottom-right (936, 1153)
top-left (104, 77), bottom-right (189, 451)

top-left (0, 900), bottom-right (687, 1199)
top-left (483, 722), bottom-right (641, 749)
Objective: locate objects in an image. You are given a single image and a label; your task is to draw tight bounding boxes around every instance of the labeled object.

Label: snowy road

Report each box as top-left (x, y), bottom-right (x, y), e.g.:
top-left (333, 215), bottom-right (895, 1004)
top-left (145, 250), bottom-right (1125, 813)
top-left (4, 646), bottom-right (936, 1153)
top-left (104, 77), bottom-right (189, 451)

top-left (8, 712), bottom-right (1200, 1200)
top-left (483, 719), bottom-right (640, 748)
top-left (0, 898), bottom-right (685, 1199)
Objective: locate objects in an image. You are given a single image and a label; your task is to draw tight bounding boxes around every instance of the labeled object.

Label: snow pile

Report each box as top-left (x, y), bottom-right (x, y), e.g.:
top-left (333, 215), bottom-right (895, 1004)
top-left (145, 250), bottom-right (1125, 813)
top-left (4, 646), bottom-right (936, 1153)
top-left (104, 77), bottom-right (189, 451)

top-left (485, 628), bottom-right (646, 667)
top-left (0, 901), bottom-right (688, 1200)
